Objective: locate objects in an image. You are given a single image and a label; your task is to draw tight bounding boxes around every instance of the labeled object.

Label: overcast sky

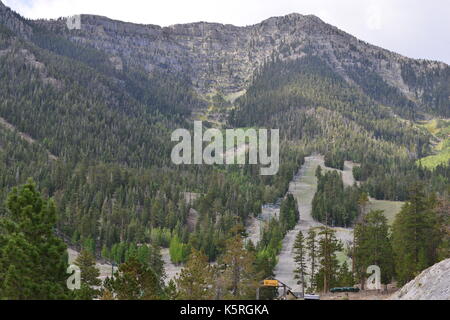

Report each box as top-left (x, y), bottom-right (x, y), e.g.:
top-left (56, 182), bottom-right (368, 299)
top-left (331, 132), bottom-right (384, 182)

top-left (3, 0), bottom-right (450, 64)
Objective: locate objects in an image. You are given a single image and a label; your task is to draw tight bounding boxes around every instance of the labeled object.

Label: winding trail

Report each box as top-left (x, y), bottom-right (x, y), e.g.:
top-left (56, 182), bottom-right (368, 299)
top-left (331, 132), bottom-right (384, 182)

top-left (167, 155), bottom-right (358, 291)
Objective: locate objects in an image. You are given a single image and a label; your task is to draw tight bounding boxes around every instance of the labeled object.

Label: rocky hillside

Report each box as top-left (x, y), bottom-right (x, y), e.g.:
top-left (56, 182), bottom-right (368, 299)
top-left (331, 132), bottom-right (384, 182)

top-left (390, 259), bottom-right (450, 300)
top-left (0, 1), bottom-right (32, 38)
top-left (1, 0), bottom-right (448, 116)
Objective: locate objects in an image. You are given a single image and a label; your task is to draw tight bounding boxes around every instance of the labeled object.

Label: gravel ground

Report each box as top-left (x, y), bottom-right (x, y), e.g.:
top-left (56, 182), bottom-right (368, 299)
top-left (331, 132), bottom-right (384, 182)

top-left (161, 248), bottom-right (183, 284)
top-left (246, 217), bottom-right (263, 246)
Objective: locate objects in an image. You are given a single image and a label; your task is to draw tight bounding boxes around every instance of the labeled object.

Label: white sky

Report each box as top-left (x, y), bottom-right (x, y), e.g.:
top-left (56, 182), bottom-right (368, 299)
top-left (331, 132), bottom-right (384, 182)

top-left (3, 0), bottom-right (450, 64)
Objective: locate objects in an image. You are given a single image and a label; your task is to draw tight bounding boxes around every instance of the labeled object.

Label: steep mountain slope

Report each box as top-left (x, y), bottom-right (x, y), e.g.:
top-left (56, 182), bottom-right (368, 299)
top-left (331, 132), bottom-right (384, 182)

top-left (0, 1), bottom-right (204, 169)
top-left (0, 2), bottom-right (302, 261)
top-left (229, 55), bottom-right (446, 200)
top-left (0, 1), bottom-right (31, 38)
top-left (2, 0), bottom-right (449, 117)
top-left (26, 7), bottom-right (449, 117)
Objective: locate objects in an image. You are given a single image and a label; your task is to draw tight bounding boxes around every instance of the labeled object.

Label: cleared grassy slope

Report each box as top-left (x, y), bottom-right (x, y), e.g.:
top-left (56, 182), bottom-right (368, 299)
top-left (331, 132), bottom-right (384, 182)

top-left (417, 119), bottom-right (450, 169)
top-left (368, 200), bottom-right (405, 226)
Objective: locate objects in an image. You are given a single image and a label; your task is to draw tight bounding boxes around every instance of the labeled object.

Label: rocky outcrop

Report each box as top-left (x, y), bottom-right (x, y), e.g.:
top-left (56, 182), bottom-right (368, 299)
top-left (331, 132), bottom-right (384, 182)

top-left (390, 259), bottom-right (450, 300)
top-left (29, 10), bottom-right (448, 103)
top-left (1, 1), bottom-right (448, 111)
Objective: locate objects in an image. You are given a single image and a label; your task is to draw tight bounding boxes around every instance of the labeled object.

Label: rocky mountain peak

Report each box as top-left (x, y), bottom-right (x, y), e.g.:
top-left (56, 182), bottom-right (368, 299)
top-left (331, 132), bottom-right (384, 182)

top-left (48, 10), bottom-right (446, 104)
top-left (45, 11), bottom-right (356, 95)
top-left (1, 2), bottom-right (448, 110)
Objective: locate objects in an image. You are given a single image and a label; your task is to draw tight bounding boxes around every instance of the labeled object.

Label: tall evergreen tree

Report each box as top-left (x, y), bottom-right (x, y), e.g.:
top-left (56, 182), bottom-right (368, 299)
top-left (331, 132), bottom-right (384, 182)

top-left (0, 180), bottom-right (69, 300)
top-left (176, 249), bottom-right (215, 300)
top-left (306, 228), bottom-right (318, 293)
top-left (280, 194), bottom-right (298, 232)
top-left (105, 256), bottom-right (162, 300)
top-left (293, 231), bottom-right (307, 297)
top-left (165, 279), bottom-right (179, 300)
top-left (316, 226), bottom-right (342, 292)
top-left (73, 249), bottom-right (101, 300)
top-left (354, 210), bottom-right (394, 290)
top-left (337, 261), bottom-right (354, 287)
top-left (435, 195), bottom-right (450, 261)
top-left (392, 184), bottom-right (441, 285)
top-left (219, 235), bottom-right (259, 300)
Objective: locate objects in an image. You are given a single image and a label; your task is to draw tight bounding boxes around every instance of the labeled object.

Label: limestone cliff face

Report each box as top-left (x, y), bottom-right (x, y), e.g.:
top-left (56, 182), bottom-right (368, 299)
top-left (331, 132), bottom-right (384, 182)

top-left (32, 12), bottom-right (448, 102)
top-left (1, 0), bottom-right (448, 110)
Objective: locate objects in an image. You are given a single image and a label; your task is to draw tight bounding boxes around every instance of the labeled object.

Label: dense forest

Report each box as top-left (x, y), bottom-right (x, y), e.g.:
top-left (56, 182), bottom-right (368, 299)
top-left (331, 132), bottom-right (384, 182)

top-left (230, 56), bottom-right (449, 201)
top-left (312, 167), bottom-right (362, 227)
top-left (0, 3), bottom-right (449, 300)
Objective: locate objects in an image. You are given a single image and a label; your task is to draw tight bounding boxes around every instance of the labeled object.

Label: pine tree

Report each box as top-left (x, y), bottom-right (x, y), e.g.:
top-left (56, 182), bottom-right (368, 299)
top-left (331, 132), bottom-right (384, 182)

top-left (150, 245), bottom-right (166, 281)
top-left (293, 231), bottom-right (307, 296)
top-left (306, 228), bottom-right (318, 293)
top-left (316, 226), bottom-right (342, 292)
top-left (357, 192), bottom-right (369, 217)
top-left (354, 210), bottom-right (394, 290)
top-left (315, 165), bottom-right (322, 179)
top-left (435, 195), bottom-right (450, 260)
top-left (74, 249), bottom-right (101, 300)
top-left (392, 184), bottom-right (441, 285)
top-left (106, 256), bottom-right (162, 300)
top-left (176, 249), bottom-right (215, 300)
top-left (280, 194), bottom-right (298, 232)
top-left (337, 261), bottom-right (354, 287)
top-left (0, 179), bottom-right (69, 300)
top-left (352, 192), bottom-right (369, 276)
top-left (219, 235), bottom-right (259, 300)
top-left (165, 279), bottom-right (179, 300)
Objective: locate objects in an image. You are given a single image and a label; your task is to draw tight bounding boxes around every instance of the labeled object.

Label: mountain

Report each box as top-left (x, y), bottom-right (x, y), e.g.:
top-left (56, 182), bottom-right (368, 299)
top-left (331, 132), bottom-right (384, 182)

top-left (0, 1), bottom-right (448, 287)
top-left (0, 0), bottom-right (448, 198)
top-left (0, 1), bottom-right (204, 168)
top-left (0, 1), bottom-right (32, 38)
top-left (26, 9), bottom-right (449, 118)
top-left (2, 1), bottom-right (449, 117)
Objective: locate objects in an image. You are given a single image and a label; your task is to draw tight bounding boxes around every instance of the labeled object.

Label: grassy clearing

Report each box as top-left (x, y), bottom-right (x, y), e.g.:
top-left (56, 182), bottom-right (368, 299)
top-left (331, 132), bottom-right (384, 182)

top-left (417, 119), bottom-right (450, 169)
top-left (418, 139), bottom-right (450, 169)
top-left (335, 200), bottom-right (404, 267)
top-left (367, 200), bottom-right (404, 226)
